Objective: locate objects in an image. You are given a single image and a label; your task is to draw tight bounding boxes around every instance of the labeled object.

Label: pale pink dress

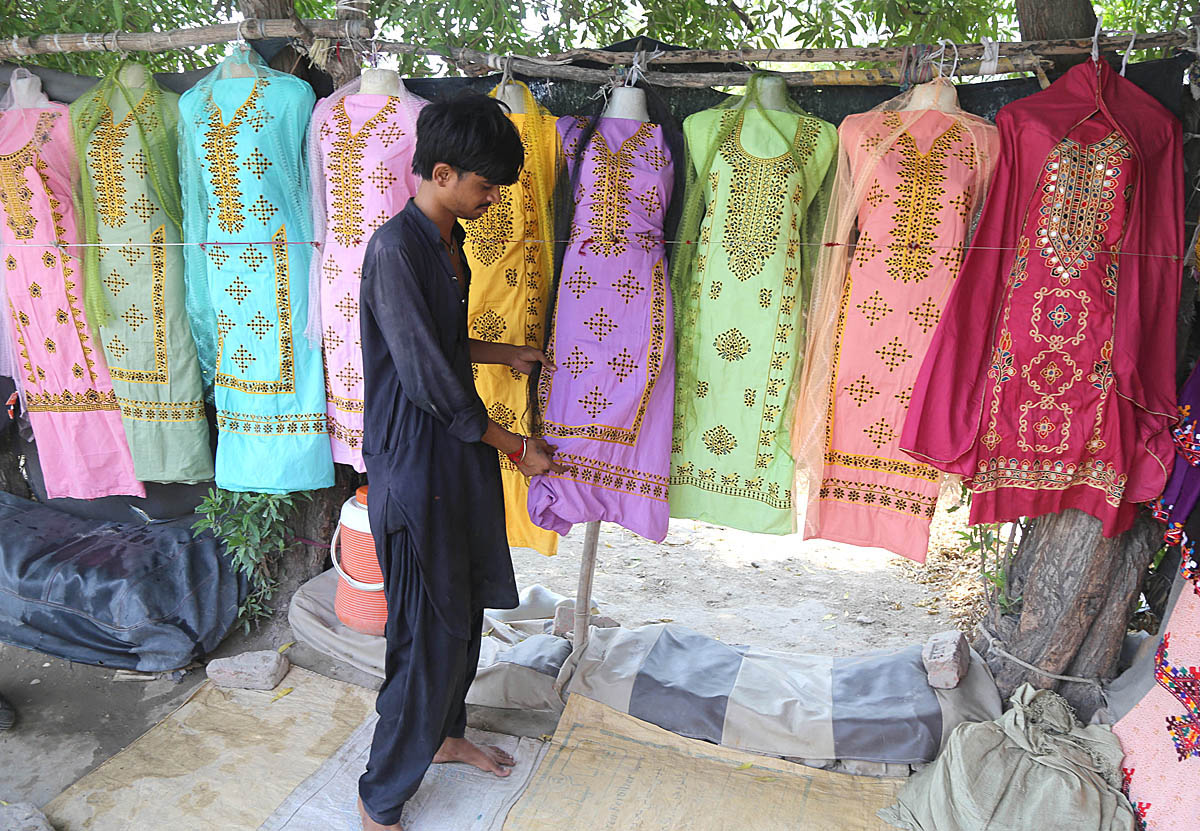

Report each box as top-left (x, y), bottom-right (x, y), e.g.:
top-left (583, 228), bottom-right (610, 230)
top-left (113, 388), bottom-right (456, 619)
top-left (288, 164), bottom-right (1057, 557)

top-left (310, 88), bottom-right (424, 470)
top-left (0, 104), bottom-right (143, 498)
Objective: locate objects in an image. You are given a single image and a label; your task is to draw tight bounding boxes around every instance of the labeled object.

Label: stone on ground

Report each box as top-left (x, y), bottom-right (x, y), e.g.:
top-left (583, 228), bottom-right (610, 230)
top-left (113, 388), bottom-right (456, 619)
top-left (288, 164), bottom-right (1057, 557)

top-left (206, 650), bottom-right (290, 690)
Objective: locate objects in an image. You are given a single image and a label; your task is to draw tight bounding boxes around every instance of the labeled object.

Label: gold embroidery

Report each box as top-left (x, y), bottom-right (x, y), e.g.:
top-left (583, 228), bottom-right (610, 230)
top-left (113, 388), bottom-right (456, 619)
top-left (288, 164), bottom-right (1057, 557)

top-left (713, 328), bottom-right (751, 361)
top-left (702, 425), bottom-right (737, 455)
top-left (215, 227), bottom-right (296, 394)
top-left (85, 90), bottom-right (156, 229)
top-left (818, 478), bottom-right (936, 519)
top-left (717, 112), bottom-right (820, 282)
top-left (578, 122), bottom-right (654, 258)
top-left (201, 79), bottom-right (264, 234)
top-left (540, 261), bottom-right (667, 446)
top-left (0, 112), bottom-right (58, 240)
top-left (115, 397), bottom-right (205, 422)
top-left (329, 97), bottom-right (398, 247)
top-left (217, 411), bottom-right (327, 435)
top-left (672, 460), bottom-right (791, 509)
top-left (109, 225), bottom-right (168, 384)
top-left (25, 388), bottom-right (120, 413)
top-left (885, 123), bottom-right (961, 284)
top-left (551, 453), bottom-right (669, 502)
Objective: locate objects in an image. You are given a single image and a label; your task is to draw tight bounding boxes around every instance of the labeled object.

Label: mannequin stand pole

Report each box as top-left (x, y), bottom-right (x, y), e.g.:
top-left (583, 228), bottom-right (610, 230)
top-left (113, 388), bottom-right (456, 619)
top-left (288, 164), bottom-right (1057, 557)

top-left (573, 521), bottom-right (600, 652)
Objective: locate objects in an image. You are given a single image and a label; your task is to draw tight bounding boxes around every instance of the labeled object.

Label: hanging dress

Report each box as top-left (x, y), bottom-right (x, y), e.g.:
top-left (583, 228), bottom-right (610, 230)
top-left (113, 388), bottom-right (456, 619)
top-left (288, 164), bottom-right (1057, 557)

top-left (178, 50), bottom-right (334, 493)
top-left (464, 82), bottom-right (560, 556)
top-left (308, 77), bottom-right (426, 471)
top-left (70, 67), bottom-right (213, 483)
top-left (795, 83), bottom-right (998, 561)
top-left (900, 60), bottom-right (1183, 537)
top-left (527, 116), bottom-right (675, 542)
top-left (0, 72), bottom-right (143, 499)
top-left (669, 95), bottom-right (836, 535)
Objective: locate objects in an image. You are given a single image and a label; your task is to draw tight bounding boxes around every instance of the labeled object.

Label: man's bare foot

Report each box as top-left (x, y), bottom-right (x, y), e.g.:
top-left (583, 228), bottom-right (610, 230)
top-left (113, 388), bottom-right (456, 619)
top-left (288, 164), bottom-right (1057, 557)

top-left (432, 736), bottom-right (515, 777)
top-left (358, 796), bottom-right (403, 830)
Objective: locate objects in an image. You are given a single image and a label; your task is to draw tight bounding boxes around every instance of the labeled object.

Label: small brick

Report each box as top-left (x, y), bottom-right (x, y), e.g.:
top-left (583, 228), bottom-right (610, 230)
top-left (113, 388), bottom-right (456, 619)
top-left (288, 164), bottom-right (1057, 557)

top-left (206, 650), bottom-right (289, 691)
top-left (922, 630), bottom-right (970, 689)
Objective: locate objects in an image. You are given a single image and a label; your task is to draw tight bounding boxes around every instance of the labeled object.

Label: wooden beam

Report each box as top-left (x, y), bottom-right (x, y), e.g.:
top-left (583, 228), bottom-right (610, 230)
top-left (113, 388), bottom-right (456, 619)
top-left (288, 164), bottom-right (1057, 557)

top-left (545, 32), bottom-right (1184, 65)
top-left (384, 43), bottom-right (1048, 86)
top-left (0, 18), bottom-right (372, 61)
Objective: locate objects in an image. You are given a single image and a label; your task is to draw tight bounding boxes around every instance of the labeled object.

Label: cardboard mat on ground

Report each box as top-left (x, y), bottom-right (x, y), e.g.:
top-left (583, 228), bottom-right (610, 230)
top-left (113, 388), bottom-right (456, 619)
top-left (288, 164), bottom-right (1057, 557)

top-left (504, 694), bottom-right (904, 831)
top-left (261, 717), bottom-right (547, 830)
top-left (44, 667), bottom-right (375, 830)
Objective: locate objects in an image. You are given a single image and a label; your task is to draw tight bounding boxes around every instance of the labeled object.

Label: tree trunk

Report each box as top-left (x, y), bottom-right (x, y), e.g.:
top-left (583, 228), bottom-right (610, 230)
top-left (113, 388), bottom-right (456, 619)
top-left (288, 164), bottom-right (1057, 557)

top-left (1015, 0), bottom-right (1097, 42)
top-left (973, 511), bottom-right (1160, 718)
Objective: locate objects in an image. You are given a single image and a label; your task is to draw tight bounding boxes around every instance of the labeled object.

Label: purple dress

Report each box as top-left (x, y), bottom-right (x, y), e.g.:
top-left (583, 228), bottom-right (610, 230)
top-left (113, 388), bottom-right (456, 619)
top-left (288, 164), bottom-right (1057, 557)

top-left (528, 117), bottom-right (676, 542)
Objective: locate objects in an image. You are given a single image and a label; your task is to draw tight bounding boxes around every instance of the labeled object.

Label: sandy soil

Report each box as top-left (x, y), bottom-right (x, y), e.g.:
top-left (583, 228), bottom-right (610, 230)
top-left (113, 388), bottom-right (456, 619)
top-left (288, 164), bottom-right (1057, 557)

top-left (511, 488), bottom-right (978, 657)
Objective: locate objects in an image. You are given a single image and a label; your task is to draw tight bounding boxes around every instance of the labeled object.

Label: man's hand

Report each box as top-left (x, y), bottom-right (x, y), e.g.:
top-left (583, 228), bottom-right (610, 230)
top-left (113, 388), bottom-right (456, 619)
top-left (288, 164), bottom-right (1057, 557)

top-left (517, 437), bottom-right (566, 477)
top-left (508, 345), bottom-right (556, 376)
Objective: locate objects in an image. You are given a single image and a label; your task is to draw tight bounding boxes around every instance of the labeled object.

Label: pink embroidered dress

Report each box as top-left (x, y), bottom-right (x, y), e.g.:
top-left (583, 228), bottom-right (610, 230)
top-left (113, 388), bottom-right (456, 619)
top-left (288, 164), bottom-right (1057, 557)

top-left (796, 84), bottom-right (998, 562)
top-left (0, 76), bottom-right (143, 499)
top-left (308, 79), bottom-right (425, 470)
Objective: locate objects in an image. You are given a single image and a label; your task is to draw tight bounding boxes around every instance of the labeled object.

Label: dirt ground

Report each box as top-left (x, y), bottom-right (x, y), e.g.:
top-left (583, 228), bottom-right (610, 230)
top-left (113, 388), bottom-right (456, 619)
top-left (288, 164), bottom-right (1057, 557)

top-left (511, 487), bottom-right (984, 656)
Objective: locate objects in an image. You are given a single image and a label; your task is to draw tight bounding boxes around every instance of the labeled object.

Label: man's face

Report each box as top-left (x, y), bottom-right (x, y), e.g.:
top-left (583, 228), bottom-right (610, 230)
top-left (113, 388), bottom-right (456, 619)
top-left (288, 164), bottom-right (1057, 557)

top-left (437, 166), bottom-right (503, 221)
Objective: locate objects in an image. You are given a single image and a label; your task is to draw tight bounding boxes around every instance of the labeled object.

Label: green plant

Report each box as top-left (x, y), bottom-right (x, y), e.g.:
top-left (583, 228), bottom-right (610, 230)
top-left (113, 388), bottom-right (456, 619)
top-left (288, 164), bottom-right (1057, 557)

top-left (950, 484), bottom-right (1023, 614)
top-left (193, 487), bottom-right (311, 632)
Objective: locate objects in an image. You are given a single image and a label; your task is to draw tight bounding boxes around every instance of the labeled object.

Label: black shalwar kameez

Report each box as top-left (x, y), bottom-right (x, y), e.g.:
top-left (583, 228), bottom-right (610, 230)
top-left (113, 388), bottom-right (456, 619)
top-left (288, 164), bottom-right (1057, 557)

top-left (357, 199), bottom-right (518, 825)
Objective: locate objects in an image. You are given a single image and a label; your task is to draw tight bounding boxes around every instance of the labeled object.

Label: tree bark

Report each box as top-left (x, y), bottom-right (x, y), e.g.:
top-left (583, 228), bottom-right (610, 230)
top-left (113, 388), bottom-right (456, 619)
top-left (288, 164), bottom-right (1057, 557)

top-left (1015, 0), bottom-right (1097, 42)
top-left (974, 511), bottom-right (1160, 718)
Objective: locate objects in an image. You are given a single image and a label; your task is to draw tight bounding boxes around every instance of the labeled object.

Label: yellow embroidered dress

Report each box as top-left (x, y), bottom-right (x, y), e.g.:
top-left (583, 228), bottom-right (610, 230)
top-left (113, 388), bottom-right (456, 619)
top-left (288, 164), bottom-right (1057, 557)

top-left (71, 69), bottom-right (213, 483)
top-left (464, 83), bottom-right (559, 556)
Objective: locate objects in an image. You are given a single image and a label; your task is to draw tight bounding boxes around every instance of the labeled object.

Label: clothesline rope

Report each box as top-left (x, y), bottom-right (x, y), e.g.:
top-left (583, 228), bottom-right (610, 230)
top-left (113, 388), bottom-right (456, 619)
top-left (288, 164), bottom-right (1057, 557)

top-left (2, 238), bottom-right (1186, 261)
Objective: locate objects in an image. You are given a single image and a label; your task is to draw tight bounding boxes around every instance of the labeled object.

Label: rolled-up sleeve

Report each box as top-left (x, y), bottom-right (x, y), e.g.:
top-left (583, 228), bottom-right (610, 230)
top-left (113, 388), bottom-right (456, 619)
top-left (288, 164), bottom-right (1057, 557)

top-left (362, 244), bottom-right (488, 444)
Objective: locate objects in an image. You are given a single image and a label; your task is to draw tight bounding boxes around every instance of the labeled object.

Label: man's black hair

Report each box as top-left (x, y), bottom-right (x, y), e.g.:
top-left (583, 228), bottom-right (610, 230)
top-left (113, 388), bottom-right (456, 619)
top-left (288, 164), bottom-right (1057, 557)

top-left (412, 91), bottom-right (524, 185)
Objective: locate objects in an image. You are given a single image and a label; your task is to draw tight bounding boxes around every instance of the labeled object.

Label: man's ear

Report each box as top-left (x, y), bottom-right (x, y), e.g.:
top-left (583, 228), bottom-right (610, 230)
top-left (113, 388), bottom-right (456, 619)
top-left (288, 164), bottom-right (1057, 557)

top-left (431, 161), bottom-right (456, 187)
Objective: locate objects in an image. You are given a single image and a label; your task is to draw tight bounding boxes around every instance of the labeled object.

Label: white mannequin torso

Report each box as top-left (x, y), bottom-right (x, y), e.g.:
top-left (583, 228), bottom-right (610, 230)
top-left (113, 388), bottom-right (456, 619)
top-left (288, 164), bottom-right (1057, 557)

top-left (9, 74), bottom-right (45, 109)
top-left (360, 68), bottom-right (401, 97)
top-left (117, 64), bottom-right (148, 89)
top-left (602, 86), bottom-right (649, 122)
top-left (903, 77), bottom-right (958, 111)
top-left (755, 76), bottom-right (791, 111)
top-left (494, 81), bottom-right (525, 114)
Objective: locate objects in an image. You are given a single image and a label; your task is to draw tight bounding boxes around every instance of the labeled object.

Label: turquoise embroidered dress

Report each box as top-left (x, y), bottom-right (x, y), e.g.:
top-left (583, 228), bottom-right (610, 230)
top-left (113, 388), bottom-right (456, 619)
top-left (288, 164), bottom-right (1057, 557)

top-left (178, 51), bottom-right (333, 493)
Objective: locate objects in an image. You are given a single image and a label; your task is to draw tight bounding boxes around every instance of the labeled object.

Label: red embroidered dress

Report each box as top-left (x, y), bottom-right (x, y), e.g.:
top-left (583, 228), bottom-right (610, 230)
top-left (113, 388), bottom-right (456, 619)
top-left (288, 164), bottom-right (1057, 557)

top-left (902, 60), bottom-right (1183, 535)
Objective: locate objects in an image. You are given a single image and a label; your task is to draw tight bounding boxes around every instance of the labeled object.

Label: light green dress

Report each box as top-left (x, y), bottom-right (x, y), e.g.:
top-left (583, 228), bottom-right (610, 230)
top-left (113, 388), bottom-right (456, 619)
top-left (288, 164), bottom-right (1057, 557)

top-left (669, 106), bottom-right (836, 534)
top-left (72, 73), bottom-right (214, 483)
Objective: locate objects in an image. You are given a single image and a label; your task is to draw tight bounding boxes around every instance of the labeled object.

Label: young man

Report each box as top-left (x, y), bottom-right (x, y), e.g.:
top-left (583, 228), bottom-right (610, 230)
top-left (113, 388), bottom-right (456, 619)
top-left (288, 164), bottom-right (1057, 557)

top-left (356, 92), bottom-right (564, 830)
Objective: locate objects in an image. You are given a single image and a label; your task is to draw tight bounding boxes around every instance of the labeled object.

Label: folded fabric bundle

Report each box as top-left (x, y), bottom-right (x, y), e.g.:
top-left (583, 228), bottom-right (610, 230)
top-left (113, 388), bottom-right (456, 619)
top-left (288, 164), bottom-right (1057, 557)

top-left (880, 684), bottom-right (1135, 831)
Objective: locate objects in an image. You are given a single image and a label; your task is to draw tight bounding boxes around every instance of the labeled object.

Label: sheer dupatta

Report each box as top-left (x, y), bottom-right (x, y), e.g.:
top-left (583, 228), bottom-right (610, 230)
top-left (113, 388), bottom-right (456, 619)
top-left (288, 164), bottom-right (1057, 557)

top-left (792, 77), bottom-right (998, 530)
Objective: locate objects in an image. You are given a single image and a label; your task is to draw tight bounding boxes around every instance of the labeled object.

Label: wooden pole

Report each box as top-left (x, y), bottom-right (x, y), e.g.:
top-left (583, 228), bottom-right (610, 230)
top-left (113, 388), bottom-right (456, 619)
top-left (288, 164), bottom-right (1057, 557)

top-left (0, 19), bottom-right (372, 61)
top-left (573, 521), bottom-right (600, 652)
top-left (545, 32), bottom-right (1184, 65)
